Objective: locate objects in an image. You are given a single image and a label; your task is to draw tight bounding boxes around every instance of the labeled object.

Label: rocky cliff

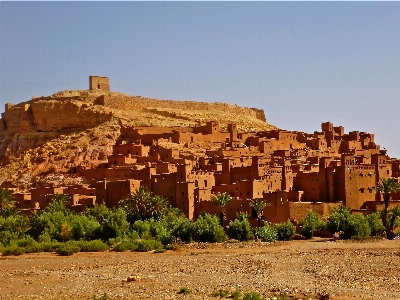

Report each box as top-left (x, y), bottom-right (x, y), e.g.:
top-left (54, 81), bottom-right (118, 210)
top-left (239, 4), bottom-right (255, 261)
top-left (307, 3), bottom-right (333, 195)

top-left (0, 89), bottom-right (276, 190)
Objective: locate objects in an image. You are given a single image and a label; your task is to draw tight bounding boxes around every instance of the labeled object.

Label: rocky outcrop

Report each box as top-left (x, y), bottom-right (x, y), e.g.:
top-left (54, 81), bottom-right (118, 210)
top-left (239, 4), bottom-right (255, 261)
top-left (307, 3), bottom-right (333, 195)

top-left (1, 99), bottom-right (113, 134)
top-left (0, 89), bottom-right (275, 190)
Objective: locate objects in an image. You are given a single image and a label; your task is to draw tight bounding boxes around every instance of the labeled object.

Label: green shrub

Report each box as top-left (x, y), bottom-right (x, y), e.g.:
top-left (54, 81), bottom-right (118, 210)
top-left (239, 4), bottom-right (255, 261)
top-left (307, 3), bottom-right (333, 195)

top-left (231, 290), bottom-right (241, 300)
top-left (41, 241), bottom-right (61, 252)
top-left (112, 241), bottom-right (137, 252)
top-left (92, 293), bottom-right (109, 300)
top-left (242, 292), bottom-right (265, 300)
top-left (58, 241), bottom-right (80, 256)
top-left (165, 244), bottom-right (175, 250)
top-left (78, 240), bottom-right (109, 252)
top-left (0, 214), bottom-right (30, 246)
top-left (352, 214), bottom-right (371, 238)
top-left (226, 215), bottom-right (254, 241)
top-left (2, 244), bottom-right (26, 256)
top-left (300, 210), bottom-right (326, 239)
top-left (16, 237), bottom-right (44, 253)
top-left (177, 287), bottom-right (191, 295)
top-left (168, 217), bottom-right (193, 243)
top-left (275, 220), bottom-right (296, 241)
top-left (154, 248), bottom-right (166, 253)
top-left (255, 223), bottom-right (277, 242)
top-left (100, 208), bottom-right (129, 240)
top-left (192, 213), bottom-right (227, 243)
top-left (135, 239), bottom-right (163, 252)
top-left (327, 206), bottom-right (371, 239)
top-left (211, 289), bottom-right (230, 297)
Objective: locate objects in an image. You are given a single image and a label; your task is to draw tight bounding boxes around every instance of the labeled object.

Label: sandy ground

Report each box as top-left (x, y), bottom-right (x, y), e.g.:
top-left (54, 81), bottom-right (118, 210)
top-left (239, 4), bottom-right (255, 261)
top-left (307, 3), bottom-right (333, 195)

top-left (0, 239), bottom-right (399, 300)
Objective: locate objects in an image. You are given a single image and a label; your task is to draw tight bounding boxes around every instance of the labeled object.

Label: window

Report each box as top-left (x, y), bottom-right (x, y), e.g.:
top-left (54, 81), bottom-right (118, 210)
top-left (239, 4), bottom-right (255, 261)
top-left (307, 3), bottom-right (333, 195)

top-left (204, 180), bottom-right (207, 187)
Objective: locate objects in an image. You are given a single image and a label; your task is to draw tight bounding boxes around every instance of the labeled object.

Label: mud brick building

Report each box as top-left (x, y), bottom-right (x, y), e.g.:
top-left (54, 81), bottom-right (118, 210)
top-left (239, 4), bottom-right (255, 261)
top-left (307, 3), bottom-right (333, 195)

top-left (14, 120), bottom-right (400, 225)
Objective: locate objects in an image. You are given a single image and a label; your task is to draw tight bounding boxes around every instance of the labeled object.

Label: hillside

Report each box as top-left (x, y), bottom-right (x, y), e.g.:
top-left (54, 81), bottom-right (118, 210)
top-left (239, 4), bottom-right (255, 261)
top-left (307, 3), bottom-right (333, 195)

top-left (0, 89), bottom-right (276, 191)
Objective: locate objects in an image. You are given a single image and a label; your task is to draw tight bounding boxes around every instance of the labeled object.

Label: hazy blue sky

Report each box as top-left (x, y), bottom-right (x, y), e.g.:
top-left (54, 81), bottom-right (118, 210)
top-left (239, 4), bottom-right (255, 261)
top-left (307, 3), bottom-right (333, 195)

top-left (1, 2), bottom-right (399, 158)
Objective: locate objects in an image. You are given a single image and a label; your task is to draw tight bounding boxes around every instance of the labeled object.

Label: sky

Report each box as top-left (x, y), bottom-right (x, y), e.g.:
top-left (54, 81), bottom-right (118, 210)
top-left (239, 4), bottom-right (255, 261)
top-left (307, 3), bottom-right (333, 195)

top-left (1, 2), bottom-right (399, 158)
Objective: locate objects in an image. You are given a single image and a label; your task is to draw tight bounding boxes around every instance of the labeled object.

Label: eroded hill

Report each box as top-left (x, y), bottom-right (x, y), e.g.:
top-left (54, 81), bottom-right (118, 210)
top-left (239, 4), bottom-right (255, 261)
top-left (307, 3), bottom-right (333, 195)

top-left (0, 89), bottom-right (276, 191)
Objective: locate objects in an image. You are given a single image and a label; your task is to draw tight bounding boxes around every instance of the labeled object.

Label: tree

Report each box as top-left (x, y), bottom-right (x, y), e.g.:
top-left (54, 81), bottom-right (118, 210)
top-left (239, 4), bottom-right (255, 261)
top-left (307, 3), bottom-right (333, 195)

top-left (249, 199), bottom-right (269, 228)
top-left (0, 188), bottom-right (17, 217)
top-left (375, 177), bottom-right (400, 239)
top-left (210, 193), bottom-right (233, 227)
top-left (119, 186), bottom-right (168, 223)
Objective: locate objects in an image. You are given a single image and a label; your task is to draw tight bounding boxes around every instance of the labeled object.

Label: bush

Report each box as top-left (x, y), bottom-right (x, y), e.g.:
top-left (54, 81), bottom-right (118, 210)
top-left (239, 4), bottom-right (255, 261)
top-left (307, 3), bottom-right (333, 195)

top-left (275, 220), bottom-right (296, 241)
top-left (352, 214), bottom-right (371, 238)
top-left (211, 289), bottom-right (230, 297)
top-left (2, 244), bottom-right (26, 256)
top-left (300, 210), bottom-right (326, 239)
top-left (41, 241), bottom-right (61, 252)
top-left (192, 213), bottom-right (227, 243)
top-left (366, 212), bottom-right (385, 236)
top-left (135, 239), bottom-right (163, 252)
top-left (177, 287), bottom-right (191, 295)
top-left (226, 215), bottom-right (254, 241)
top-left (242, 292), bottom-right (265, 300)
top-left (255, 223), bottom-right (277, 242)
top-left (112, 241), bottom-right (137, 252)
top-left (92, 293), bottom-right (109, 300)
top-left (78, 240), bottom-right (109, 252)
top-left (16, 237), bottom-right (44, 253)
top-left (100, 208), bottom-right (129, 240)
top-left (58, 241), bottom-right (80, 256)
top-left (168, 217), bottom-right (193, 243)
top-left (0, 214), bottom-right (30, 246)
top-left (327, 206), bottom-right (371, 239)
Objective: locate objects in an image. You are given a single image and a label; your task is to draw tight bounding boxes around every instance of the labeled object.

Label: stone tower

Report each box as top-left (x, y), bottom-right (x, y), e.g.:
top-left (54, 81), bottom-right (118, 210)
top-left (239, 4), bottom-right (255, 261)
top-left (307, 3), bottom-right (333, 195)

top-left (89, 76), bottom-right (110, 91)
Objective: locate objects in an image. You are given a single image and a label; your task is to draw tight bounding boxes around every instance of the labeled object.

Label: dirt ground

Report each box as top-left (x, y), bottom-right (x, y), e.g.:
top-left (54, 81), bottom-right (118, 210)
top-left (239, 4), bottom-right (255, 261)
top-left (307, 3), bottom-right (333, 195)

top-left (0, 238), bottom-right (399, 300)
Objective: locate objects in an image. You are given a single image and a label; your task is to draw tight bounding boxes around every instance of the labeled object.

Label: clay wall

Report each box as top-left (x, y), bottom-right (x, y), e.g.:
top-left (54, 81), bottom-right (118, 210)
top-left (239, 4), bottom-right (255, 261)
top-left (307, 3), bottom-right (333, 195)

top-left (13, 193), bottom-right (32, 209)
top-left (151, 148), bottom-right (180, 162)
top-left (263, 191), bottom-right (291, 223)
top-left (288, 202), bottom-right (342, 222)
top-left (176, 182), bottom-right (195, 219)
top-left (293, 171), bottom-right (320, 202)
top-left (339, 164), bottom-right (377, 209)
top-left (212, 184), bottom-right (237, 198)
top-left (107, 154), bottom-right (136, 167)
top-left (152, 173), bottom-right (177, 206)
top-left (189, 172), bottom-right (215, 189)
top-left (340, 140), bottom-right (362, 153)
top-left (105, 166), bottom-right (156, 182)
top-left (74, 166), bottom-right (107, 181)
top-left (155, 162), bottom-right (177, 174)
top-left (113, 143), bottom-right (150, 157)
top-left (63, 186), bottom-right (96, 196)
top-left (31, 187), bottom-right (65, 209)
top-left (264, 167), bottom-right (283, 192)
top-left (105, 179), bottom-right (140, 207)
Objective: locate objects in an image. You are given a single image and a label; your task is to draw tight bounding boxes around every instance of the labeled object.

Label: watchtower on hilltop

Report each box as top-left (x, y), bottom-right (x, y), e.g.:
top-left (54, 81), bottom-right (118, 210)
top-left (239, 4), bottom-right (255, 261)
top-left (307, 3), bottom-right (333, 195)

top-left (89, 76), bottom-right (110, 91)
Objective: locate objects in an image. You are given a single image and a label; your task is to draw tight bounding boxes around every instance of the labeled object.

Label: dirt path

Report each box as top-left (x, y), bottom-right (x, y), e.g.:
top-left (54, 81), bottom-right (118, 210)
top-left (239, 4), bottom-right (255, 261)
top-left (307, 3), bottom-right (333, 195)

top-left (1, 239), bottom-right (399, 300)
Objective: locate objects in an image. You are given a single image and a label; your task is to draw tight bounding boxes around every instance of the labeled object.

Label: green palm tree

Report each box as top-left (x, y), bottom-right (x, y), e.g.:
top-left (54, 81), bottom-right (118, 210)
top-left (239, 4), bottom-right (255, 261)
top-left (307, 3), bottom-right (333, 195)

top-left (119, 186), bottom-right (168, 222)
top-left (249, 199), bottom-right (270, 228)
top-left (210, 193), bottom-right (234, 227)
top-left (375, 177), bottom-right (400, 238)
